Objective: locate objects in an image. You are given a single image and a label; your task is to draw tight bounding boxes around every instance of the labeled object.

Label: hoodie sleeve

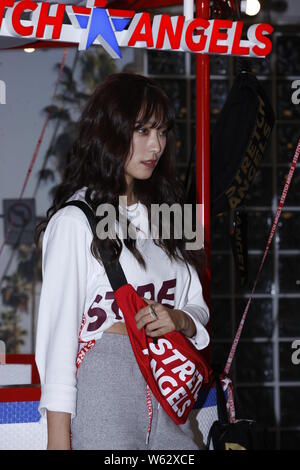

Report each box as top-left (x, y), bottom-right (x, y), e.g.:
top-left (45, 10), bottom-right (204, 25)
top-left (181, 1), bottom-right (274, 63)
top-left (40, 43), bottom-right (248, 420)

top-left (35, 213), bottom-right (89, 421)
top-left (180, 265), bottom-right (210, 351)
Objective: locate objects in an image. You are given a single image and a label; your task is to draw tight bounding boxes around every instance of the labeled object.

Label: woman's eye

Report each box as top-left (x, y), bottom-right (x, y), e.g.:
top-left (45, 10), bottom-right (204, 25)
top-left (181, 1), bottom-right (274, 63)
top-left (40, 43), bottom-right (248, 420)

top-left (137, 127), bottom-right (148, 135)
top-left (136, 127), bottom-right (167, 137)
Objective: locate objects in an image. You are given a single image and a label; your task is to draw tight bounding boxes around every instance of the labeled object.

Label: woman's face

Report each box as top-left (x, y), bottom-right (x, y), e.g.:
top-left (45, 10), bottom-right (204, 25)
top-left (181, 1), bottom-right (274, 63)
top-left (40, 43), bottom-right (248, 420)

top-left (124, 115), bottom-right (167, 186)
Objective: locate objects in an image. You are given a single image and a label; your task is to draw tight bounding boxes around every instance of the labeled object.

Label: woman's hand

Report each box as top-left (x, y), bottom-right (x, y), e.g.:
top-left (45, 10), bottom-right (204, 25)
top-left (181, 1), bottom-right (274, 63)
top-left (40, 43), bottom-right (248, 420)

top-left (135, 298), bottom-right (196, 339)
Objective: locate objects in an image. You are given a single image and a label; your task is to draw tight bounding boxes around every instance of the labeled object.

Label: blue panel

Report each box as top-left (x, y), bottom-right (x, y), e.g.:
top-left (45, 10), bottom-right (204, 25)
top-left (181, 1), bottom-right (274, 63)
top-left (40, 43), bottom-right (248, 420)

top-left (0, 401), bottom-right (40, 424)
top-left (111, 18), bottom-right (131, 32)
top-left (193, 386), bottom-right (228, 409)
top-left (75, 15), bottom-right (89, 29)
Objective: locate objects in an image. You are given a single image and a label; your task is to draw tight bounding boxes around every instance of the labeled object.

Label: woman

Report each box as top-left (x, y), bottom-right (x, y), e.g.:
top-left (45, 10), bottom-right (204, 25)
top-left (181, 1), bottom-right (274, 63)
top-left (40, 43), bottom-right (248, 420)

top-left (35, 72), bottom-right (210, 450)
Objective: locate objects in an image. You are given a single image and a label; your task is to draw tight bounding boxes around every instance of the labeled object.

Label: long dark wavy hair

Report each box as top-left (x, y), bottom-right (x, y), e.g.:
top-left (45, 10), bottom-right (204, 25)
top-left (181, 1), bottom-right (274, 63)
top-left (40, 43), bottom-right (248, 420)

top-left (35, 72), bottom-right (205, 273)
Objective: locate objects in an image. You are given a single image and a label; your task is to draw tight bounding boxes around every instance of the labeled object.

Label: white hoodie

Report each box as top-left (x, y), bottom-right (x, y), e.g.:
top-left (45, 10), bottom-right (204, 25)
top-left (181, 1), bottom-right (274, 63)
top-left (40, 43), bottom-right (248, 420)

top-left (35, 187), bottom-right (210, 420)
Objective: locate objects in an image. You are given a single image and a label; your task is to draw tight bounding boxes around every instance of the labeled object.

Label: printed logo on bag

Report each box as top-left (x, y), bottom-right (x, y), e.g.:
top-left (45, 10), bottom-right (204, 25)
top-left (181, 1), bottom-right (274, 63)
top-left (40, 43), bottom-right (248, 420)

top-left (0, 0), bottom-right (273, 58)
top-left (225, 94), bottom-right (273, 209)
top-left (142, 338), bottom-right (203, 420)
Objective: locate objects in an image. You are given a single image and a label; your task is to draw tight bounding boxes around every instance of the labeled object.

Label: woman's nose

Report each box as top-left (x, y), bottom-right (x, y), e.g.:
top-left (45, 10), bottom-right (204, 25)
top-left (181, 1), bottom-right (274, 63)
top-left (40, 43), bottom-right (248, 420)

top-left (148, 130), bottom-right (162, 153)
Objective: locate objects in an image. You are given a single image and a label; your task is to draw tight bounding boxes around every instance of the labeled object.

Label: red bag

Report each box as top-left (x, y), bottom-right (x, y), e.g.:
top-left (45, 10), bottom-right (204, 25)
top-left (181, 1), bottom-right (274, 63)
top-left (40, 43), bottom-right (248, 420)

top-left (114, 283), bottom-right (212, 425)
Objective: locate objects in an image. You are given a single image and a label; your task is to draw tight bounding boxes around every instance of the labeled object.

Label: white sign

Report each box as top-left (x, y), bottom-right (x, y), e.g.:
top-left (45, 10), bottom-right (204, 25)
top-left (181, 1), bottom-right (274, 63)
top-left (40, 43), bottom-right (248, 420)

top-left (0, 0), bottom-right (274, 58)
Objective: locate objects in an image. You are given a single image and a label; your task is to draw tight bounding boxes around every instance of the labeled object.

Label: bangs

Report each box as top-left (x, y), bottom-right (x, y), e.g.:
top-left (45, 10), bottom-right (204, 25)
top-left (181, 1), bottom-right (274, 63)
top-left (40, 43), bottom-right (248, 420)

top-left (136, 90), bottom-right (175, 131)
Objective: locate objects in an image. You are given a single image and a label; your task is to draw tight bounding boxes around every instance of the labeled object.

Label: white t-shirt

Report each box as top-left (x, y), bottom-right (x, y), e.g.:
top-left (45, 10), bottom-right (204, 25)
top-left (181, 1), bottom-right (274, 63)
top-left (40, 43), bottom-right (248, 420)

top-left (35, 187), bottom-right (210, 420)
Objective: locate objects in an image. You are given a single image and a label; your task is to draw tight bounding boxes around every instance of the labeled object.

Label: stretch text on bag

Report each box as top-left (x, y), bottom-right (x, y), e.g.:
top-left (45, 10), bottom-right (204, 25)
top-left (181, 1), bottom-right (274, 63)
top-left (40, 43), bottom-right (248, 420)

top-left (142, 338), bottom-right (203, 419)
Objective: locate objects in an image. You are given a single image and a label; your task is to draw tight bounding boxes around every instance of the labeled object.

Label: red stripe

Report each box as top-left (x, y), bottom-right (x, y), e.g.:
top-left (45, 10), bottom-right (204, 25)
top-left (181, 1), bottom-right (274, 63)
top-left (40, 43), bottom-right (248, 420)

top-left (145, 385), bottom-right (153, 444)
top-left (0, 387), bottom-right (41, 402)
top-left (72, 6), bottom-right (92, 15)
top-left (196, 0), bottom-right (211, 367)
top-left (227, 381), bottom-right (236, 423)
top-left (108, 9), bottom-right (135, 17)
top-left (76, 313), bottom-right (96, 374)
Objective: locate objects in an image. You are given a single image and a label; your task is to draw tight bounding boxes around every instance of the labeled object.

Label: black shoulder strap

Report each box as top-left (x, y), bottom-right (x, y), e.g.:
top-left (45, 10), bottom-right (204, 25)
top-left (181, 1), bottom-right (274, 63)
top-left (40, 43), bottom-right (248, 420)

top-left (60, 200), bottom-right (128, 292)
top-left (61, 200), bottom-right (97, 234)
top-left (214, 370), bottom-right (229, 424)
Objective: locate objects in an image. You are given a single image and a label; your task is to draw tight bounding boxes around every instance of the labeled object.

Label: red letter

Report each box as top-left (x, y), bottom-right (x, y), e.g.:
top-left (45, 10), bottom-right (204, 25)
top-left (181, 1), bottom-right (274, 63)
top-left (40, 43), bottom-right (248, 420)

top-left (185, 18), bottom-right (209, 52)
top-left (0, 0), bottom-right (14, 29)
top-left (128, 12), bottom-right (153, 47)
top-left (137, 283), bottom-right (155, 300)
top-left (157, 279), bottom-right (176, 308)
top-left (231, 21), bottom-right (250, 55)
top-left (156, 15), bottom-right (184, 50)
top-left (36, 1), bottom-right (65, 39)
top-left (105, 291), bottom-right (122, 320)
top-left (209, 19), bottom-right (232, 54)
top-left (11, 1), bottom-right (38, 36)
top-left (252, 23), bottom-right (273, 57)
top-left (87, 294), bottom-right (107, 332)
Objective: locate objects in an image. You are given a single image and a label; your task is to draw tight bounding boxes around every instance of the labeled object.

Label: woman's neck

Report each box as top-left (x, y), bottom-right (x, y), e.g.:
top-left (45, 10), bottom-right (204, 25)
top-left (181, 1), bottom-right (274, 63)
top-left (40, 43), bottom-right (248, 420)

top-left (126, 195), bottom-right (137, 206)
top-left (124, 180), bottom-right (137, 206)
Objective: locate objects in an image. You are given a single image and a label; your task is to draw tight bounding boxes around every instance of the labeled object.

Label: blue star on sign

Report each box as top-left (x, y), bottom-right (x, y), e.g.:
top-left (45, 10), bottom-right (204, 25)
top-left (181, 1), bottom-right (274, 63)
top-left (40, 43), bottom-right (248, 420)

top-left (76, 8), bottom-right (131, 57)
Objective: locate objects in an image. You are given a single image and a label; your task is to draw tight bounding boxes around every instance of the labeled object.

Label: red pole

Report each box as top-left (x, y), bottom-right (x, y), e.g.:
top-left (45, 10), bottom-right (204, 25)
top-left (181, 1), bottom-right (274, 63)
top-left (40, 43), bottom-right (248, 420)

top-left (195, 0), bottom-right (211, 335)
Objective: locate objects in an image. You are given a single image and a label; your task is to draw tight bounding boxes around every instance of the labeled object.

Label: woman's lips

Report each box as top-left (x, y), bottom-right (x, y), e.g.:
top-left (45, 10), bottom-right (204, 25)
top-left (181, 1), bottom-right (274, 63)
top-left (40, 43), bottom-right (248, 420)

top-left (141, 160), bottom-right (157, 168)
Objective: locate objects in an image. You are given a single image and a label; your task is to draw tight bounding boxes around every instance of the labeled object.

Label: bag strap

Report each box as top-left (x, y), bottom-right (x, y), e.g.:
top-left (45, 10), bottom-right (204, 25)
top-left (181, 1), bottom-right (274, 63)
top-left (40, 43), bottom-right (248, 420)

top-left (224, 139), bottom-right (300, 376)
top-left (213, 369), bottom-right (229, 425)
top-left (60, 200), bottom-right (128, 291)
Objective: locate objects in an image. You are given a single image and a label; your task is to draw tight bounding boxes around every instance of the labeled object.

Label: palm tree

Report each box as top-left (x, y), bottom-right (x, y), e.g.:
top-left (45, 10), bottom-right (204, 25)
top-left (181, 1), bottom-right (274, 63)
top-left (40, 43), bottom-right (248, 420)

top-left (0, 308), bottom-right (27, 354)
top-left (0, 246), bottom-right (41, 354)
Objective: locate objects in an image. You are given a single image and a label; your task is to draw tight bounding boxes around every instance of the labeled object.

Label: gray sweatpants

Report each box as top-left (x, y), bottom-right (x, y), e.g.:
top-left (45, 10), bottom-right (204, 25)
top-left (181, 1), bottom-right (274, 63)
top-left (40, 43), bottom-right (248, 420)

top-left (71, 333), bottom-right (200, 450)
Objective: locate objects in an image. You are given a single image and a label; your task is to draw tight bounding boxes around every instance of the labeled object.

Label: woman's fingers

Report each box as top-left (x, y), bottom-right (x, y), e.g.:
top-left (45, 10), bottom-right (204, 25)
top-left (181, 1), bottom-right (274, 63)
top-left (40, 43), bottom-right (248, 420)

top-left (135, 300), bottom-right (178, 336)
top-left (135, 304), bottom-right (154, 326)
top-left (145, 316), bottom-right (176, 336)
top-left (146, 326), bottom-right (170, 337)
top-left (135, 300), bottom-right (161, 327)
top-left (136, 309), bottom-right (177, 335)
top-left (136, 308), bottom-right (158, 330)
